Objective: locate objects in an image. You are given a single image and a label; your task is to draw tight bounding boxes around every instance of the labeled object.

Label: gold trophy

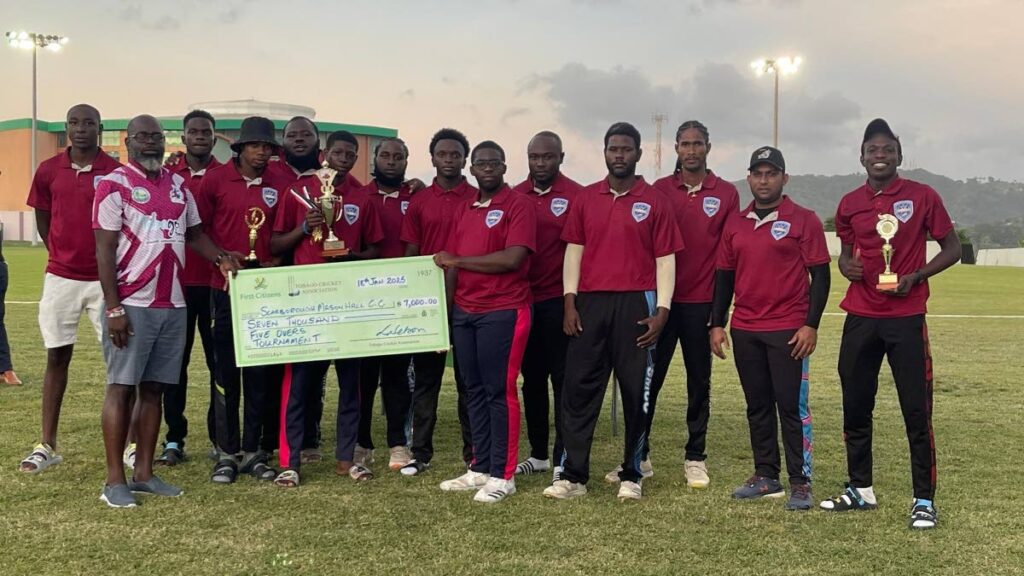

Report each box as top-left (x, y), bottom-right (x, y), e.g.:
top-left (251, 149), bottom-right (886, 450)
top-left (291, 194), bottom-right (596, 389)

top-left (316, 161), bottom-right (349, 258)
top-left (875, 214), bottom-right (899, 291)
top-left (244, 206), bottom-right (266, 266)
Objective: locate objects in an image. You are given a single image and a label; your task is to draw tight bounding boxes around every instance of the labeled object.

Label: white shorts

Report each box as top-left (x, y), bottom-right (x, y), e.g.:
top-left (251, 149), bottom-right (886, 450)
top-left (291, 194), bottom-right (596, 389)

top-left (38, 273), bottom-right (103, 349)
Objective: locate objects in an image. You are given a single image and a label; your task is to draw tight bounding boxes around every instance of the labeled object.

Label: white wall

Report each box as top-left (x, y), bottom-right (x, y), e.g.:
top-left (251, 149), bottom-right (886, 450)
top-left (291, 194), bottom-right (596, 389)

top-left (976, 248), bottom-right (1024, 267)
top-left (0, 210), bottom-right (39, 243)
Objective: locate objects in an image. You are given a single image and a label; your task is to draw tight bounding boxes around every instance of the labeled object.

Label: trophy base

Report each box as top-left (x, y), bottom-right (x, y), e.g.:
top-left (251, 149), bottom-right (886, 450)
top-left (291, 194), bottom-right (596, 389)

top-left (876, 273), bottom-right (899, 291)
top-left (322, 240), bottom-right (349, 259)
top-left (243, 258), bottom-right (261, 269)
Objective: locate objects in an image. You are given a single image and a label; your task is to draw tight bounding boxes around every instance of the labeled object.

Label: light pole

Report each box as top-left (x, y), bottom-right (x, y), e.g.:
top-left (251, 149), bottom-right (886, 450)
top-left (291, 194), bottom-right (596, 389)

top-left (6, 31), bottom-right (69, 176)
top-left (751, 56), bottom-right (801, 148)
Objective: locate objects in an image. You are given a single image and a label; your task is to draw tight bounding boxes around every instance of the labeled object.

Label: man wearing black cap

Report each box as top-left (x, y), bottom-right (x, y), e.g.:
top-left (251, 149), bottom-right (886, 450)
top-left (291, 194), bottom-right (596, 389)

top-left (710, 146), bottom-right (830, 510)
top-left (197, 116), bottom-right (289, 485)
top-left (820, 119), bottom-right (960, 530)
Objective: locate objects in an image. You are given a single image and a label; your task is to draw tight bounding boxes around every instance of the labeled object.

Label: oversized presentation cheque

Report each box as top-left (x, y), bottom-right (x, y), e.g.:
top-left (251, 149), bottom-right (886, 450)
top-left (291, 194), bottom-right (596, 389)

top-left (228, 256), bottom-right (450, 367)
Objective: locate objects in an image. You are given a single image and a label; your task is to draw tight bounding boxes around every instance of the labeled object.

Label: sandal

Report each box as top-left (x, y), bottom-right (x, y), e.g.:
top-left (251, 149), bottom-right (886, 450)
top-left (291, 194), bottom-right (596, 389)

top-left (156, 442), bottom-right (185, 466)
top-left (274, 469), bottom-right (300, 488)
top-left (20, 443), bottom-right (63, 474)
top-left (300, 449), bottom-right (323, 464)
top-left (349, 463), bottom-right (374, 482)
top-left (240, 452), bottom-right (277, 481)
top-left (211, 459), bottom-right (238, 484)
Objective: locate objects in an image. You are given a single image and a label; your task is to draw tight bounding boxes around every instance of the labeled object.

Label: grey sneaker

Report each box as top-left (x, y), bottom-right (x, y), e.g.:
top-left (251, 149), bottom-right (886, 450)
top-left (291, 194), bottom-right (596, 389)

top-left (100, 484), bottom-right (138, 508)
top-left (786, 483), bottom-right (813, 510)
top-left (732, 475), bottom-right (785, 500)
top-left (129, 475), bottom-right (184, 497)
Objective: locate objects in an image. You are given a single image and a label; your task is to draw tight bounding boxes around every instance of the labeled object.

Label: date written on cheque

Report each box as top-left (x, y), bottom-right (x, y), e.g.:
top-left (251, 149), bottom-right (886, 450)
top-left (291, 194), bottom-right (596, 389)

top-left (356, 275), bottom-right (407, 288)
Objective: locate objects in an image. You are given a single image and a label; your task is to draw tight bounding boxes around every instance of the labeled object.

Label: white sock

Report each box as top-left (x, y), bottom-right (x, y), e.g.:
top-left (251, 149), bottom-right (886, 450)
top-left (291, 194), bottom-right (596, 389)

top-left (858, 486), bottom-right (877, 504)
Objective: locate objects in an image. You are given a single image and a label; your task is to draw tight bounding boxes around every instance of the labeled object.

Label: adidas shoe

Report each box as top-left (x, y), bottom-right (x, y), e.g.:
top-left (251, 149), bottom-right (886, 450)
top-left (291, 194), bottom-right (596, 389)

top-left (473, 478), bottom-right (516, 503)
top-left (515, 457), bottom-right (550, 475)
top-left (543, 479), bottom-right (587, 500)
top-left (439, 470), bottom-right (490, 492)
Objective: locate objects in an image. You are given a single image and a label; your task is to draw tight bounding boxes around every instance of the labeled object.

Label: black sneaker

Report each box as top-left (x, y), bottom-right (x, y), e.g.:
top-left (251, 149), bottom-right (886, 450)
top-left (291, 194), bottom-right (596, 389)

top-left (908, 500), bottom-right (938, 530)
top-left (819, 483), bottom-right (878, 511)
top-left (156, 442), bottom-right (185, 466)
top-left (732, 475), bottom-right (784, 500)
top-left (399, 459), bottom-right (430, 476)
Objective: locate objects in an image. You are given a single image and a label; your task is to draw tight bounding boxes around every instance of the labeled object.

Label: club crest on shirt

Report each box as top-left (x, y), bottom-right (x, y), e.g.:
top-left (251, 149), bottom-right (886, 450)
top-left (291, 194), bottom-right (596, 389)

top-left (401, 200), bottom-right (410, 215)
top-left (344, 204), bottom-right (359, 225)
top-left (893, 200), bottom-right (914, 223)
top-left (93, 175), bottom-right (104, 189)
top-left (770, 221), bottom-right (791, 240)
top-left (550, 197), bottom-right (569, 217)
top-left (169, 183), bottom-right (185, 205)
top-left (131, 186), bottom-right (150, 204)
top-left (485, 209), bottom-right (504, 228)
top-left (703, 196), bottom-right (720, 217)
top-left (262, 187), bottom-right (278, 208)
top-left (632, 202), bottom-right (651, 223)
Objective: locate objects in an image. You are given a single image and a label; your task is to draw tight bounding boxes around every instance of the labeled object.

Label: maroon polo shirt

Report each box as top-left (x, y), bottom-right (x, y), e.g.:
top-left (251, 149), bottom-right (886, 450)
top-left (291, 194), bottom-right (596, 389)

top-left (197, 161), bottom-right (289, 290)
top-left (717, 196), bottom-right (831, 332)
top-left (169, 156), bottom-right (222, 287)
top-left (272, 175), bottom-right (384, 266)
top-left (512, 173), bottom-right (584, 302)
top-left (446, 185), bottom-right (536, 314)
top-left (653, 170), bottom-right (741, 303)
top-left (26, 148), bottom-right (121, 281)
top-left (835, 176), bottom-right (954, 318)
top-left (561, 177), bottom-right (683, 293)
top-left (400, 177), bottom-right (476, 255)
top-left (353, 181), bottom-right (414, 260)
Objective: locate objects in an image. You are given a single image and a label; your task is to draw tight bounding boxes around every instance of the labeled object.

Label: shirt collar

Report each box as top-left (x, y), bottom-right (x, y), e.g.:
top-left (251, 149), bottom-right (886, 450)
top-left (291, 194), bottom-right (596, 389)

top-left (864, 176), bottom-right (905, 198)
top-left (471, 185), bottom-right (511, 208)
top-left (675, 170), bottom-right (720, 195)
top-left (601, 176), bottom-right (647, 198)
top-left (745, 209), bottom-right (779, 229)
top-left (742, 195), bottom-right (793, 229)
top-left (125, 161), bottom-right (169, 183)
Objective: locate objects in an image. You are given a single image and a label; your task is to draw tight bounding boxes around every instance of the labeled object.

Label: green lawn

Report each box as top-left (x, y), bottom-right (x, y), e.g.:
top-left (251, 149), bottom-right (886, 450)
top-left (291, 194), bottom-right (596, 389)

top-left (1, 245), bottom-right (1022, 575)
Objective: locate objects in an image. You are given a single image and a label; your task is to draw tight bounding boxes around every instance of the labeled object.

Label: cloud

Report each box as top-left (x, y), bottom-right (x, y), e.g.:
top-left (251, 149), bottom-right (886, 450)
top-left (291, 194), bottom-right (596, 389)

top-left (117, 0), bottom-right (252, 30)
top-left (117, 4), bottom-right (182, 31)
top-left (525, 61), bottom-right (861, 151)
top-left (501, 107), bottom-right (530, 124)
top-left (400, 88), bottom-right (416, 100)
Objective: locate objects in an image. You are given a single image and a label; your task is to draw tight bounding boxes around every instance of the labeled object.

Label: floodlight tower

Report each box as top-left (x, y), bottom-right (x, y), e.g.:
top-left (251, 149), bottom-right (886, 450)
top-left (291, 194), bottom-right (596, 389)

top-left (6, 31), bottom-right (70, 173)
top-left (751, 56), bottom-right (801, 147)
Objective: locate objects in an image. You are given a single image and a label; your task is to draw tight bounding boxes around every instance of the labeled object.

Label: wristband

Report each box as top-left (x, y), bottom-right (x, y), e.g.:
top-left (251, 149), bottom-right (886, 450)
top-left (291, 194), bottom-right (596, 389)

top-left (105, 306), bottom-right (126, 319)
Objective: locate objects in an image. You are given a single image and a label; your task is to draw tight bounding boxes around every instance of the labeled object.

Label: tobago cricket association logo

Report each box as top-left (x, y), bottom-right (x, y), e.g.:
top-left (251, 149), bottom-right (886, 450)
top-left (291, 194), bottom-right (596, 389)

top-left (703, 196), bottom-right (720, 217)
top-left (893, 200), bottom-right (914, 223)
top-left (344, 204), bottom-right (360, 225)
top-left (93, 175), bottom-right (104, 189)
top-left (770, 221), bottom-right (791, 240)
top-left (485, 209), bottom-right (504, 228)
top-left (401, 200), bottom-right (410, 215)
top-left (262, 187), bottom-right (279, 208)
top-left (550, 197), bottom-right (569, 217)
top-left (131, 186), bottom-right (151, 204)
top-left (631, 202), bottom-right (651, 223)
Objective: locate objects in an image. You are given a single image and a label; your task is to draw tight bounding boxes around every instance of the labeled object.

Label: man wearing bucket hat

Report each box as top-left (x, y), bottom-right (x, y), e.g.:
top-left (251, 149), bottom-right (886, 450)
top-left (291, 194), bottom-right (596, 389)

top-left (821, 119), bottom-right (961, 530)
top-left (197, 116), bottom-right (290, 485)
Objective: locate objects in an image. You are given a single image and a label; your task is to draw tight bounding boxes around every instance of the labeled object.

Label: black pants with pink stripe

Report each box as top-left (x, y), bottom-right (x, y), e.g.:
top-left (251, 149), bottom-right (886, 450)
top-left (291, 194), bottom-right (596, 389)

top-left (279, 359), bottom-right (361, 472)
top-left (452, 305), bottom-right (531, 481)
top-left (838, 314), bottom-right (936, 500)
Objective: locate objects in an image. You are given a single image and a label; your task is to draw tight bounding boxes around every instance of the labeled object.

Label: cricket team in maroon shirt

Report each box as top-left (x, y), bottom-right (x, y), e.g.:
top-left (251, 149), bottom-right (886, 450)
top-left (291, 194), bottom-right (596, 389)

top-left (19, 104), bottom-right (961, 529)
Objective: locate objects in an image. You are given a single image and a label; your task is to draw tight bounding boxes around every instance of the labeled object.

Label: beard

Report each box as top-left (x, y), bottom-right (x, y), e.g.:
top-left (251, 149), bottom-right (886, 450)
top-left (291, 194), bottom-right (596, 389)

top-left (135, 153), bottom-right (163, 173)
top-left (373, 165), bottom-right (406, 188)
top-left (285, 148), bottom-right (321, 173)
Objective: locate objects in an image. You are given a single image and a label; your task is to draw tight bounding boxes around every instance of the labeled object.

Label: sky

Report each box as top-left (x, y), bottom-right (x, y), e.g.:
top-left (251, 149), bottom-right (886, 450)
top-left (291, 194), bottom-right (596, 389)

top-left (2, 0), bottom-right (1022, 185)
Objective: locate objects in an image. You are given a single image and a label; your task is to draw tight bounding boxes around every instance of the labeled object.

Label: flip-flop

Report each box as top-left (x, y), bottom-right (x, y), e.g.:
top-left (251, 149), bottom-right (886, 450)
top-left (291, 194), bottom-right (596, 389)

top-left (20, 443), bottom-right (62, 474)
top-left (274, 469), bottom-right (300, 488)
top-left (349, 464), bottom-right (374, 482)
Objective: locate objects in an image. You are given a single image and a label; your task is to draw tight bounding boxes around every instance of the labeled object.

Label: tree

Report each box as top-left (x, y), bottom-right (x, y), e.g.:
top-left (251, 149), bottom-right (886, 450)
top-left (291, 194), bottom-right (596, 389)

top-left (823, 216), bottom-right (836, 232)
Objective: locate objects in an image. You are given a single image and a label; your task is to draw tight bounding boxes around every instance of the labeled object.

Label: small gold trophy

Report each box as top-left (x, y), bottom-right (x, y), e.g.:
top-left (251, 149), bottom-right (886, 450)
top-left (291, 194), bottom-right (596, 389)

top-left (316, 161), bottom-right (349, 258)
top-left (875, 214), bottom-right (899, 291)
top-left (244, 206), bottom-right (266, 267)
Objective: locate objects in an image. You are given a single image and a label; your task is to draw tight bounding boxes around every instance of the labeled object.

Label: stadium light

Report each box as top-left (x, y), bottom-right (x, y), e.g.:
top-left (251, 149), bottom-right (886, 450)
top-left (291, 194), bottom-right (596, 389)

top-left (6, 31), bottom-right (70, 176)
top-left (751, 56), bottom-right (802, 148)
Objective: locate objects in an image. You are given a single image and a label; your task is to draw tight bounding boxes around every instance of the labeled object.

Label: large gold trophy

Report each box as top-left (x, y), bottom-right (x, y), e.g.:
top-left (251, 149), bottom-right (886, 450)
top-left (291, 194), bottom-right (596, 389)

top-left (244, 206), bottom-right (266, 267)
top-left (875, 214), bottom-right (899, 291)
top-left (316, 161), bottom-right (349, 258)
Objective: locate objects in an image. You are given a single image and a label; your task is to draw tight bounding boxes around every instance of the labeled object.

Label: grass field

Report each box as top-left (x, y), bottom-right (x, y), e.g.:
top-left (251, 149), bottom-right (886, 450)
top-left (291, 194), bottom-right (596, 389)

top-left (1, 245), bottom-right (1022, 575)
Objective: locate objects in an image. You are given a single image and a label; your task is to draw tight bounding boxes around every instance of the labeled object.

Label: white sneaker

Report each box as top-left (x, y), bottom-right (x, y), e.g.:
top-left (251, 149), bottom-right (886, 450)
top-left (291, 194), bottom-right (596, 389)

top-left (388, 446), bottom-right (412, 471)
top-left (552, 466), bottom-right (564, 482)
top-left (515, 457), bottom-right (550, 475)
top-left (684, 459), bottom-right (710, 489)
top-left (473, 477), bottom-right (516, 503)
top-left (354, 445), bottom-right (374, 467)
top-left (604, 459), bottom-right (653, 483)
top-left (439, 470), bottom-right (490, 492)
top-left (123, 443), bottom-right (137, 469)
top-left (618, 480), bottom-right (643, 501)
top-left (543, 479), bottom-right (588, 500)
